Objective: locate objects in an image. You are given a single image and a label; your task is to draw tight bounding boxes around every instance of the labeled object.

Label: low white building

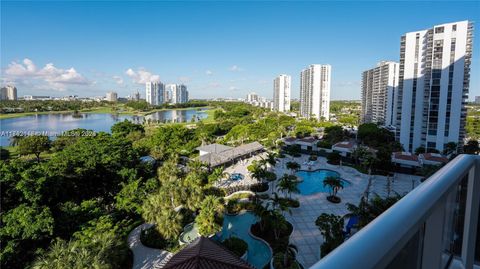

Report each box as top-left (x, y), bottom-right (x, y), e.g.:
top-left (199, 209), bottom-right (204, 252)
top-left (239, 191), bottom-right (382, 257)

top-left (282, 137), bottom-right (319, 151)
top-left (391, 152), bottom-right (421, 168)
top-left (419, 153), bottom-right (449, 166)
top-left (332, 141), bottom-right (357, 157)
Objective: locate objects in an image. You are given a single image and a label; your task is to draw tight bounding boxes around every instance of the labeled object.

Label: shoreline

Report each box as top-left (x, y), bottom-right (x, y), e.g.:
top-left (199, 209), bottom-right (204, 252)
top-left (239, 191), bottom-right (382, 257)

top-left (0, 106), bottom-right (212, 120)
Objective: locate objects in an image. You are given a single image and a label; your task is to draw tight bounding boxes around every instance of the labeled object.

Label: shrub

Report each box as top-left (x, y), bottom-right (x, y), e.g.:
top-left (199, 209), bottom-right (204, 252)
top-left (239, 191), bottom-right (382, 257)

top-left (221, 237), bottom-right (248, 257)
top-left (273, 251), bottom-right (301, 269)
top-left (249, 182), bottom-right (269, 193)
top-left (327, 151), bottom-right (341, 165)
top-left (317, 140), bottom-right (332, 149)
top-left (140, 226), bottom-right (181, 252)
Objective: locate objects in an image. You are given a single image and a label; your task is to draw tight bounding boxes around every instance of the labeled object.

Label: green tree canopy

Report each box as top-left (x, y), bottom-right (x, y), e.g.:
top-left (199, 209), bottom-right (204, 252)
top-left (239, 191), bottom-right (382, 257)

top-left (18, 135), bottom-right (51, 163)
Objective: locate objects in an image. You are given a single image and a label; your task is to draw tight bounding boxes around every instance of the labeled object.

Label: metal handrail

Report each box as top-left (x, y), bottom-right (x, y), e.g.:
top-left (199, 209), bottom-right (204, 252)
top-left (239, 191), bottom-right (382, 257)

top-left (309, 154), bottom-right (479, 269)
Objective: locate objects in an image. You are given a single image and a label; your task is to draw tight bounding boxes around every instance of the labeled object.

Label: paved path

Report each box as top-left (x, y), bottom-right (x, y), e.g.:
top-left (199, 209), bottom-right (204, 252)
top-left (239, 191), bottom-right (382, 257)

top-left (128, 223), bottom-right (173, 269)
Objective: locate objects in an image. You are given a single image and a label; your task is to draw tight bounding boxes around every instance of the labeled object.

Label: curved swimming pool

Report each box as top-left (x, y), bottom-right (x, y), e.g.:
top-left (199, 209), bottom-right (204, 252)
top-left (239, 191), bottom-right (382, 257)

top-left (296, 169), bottom-right (350, 195)
top-left (218, 212), bottom-right (272, 269)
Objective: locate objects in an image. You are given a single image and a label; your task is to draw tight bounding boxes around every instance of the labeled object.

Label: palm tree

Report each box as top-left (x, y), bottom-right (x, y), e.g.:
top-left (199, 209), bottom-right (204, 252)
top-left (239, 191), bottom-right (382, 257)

top-left (142, 190), bottom-right (184, 239)
top-left (156, 208), bottom-right (183, 240)
top-left (265, 152), bottom-right (277, 167)
top-left (248, 160), bottom-right (266, 182)
top-left (323, 176), bottom-right (344, 203)
top-left (196, 195), bottom-right (224, 236)
top-left (270, 210), bottom-right (288, 240)
top-left (277, 174), bottom-right (300, 199)
top-left (188, 159), bottom-right (206, 174)
top-left (208, 167), bottom-right (229, 185)
top-left (286, 161), bottom-right (300, 175)
top-left (252, 202), bottom-right (270, 232)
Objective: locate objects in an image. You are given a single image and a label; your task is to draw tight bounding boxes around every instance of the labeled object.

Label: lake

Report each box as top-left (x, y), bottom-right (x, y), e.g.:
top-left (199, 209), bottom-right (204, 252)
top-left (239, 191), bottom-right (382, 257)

top-left (0, 108), bottom-right (208, 147)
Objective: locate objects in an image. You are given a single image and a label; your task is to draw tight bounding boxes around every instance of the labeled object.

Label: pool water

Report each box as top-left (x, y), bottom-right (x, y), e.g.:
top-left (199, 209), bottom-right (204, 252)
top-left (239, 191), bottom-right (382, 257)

top-left (218, 212), bottom-right (272, 269)
top-left (230, 173), bottom-right (244, 181)
top-left (179, 223), bottom-right (199, 244)
top-left (296, 169), bottom-right (350, 195)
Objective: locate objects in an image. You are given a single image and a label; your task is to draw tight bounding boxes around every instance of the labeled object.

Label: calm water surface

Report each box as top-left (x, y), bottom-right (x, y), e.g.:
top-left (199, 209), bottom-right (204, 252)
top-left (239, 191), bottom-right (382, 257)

top-left (0, 108), bottom-right (208, 147)
top-left (296, 169), bottom-right (350, 195)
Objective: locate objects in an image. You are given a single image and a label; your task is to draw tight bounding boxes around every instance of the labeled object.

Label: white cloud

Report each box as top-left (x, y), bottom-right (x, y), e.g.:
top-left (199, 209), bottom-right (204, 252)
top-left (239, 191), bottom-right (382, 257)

top-left (229, 65), bottom-right (243, 72)
top-left (3, 58), bottom-right (89, 90)
top-left (205, 70), bottom-right (213, 76)
top-left (113, 75), bottom-right (124, 85)
top-left (229, 86), bottom-right (240, 91)
top-left (125, 68), bottom-right (160, 84)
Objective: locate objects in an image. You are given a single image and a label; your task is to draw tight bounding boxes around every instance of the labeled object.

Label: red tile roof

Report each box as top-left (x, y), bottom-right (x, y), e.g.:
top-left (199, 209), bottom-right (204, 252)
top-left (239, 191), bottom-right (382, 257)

top-left (421, 153), bottom-right (449, 163)
top-left (333, 141), bottom-right (355, 149)
top-left (393, 152), bottom-right (419, 162)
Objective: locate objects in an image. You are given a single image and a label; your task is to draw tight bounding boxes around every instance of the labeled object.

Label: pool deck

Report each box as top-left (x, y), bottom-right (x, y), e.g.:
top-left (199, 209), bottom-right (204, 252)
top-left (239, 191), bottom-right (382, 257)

top-left (215, 153), bottom-right (268, 189)
top-left (273, 154), bottom-right (423, 267)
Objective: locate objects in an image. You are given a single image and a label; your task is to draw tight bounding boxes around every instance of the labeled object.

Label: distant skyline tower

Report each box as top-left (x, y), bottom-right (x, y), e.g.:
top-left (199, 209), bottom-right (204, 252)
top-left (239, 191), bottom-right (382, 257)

top-left (105, 91), bottom-right (118, 102)
top-left (361, 61), bottom-right (399, 126)
top-left (0, 85), bottom-right (17, 100)
top-left (273, 74), bottom-right (291, 112)
top-left (246, 92), bottom-right (259, 103)
top-left (395, 20), bottom-right (473, 153)
top-left (145, 81), bottom-right (165, 105)
top-left (300, 64), bottom-right (331, 120)
top-left (133, 90), bottom-right (140, 101)
top-left (167, 84), bottom-right (189, 104)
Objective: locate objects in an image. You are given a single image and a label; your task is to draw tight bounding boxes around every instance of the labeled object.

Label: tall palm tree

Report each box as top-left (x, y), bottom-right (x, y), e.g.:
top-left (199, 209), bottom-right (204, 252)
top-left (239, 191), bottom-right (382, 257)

top-left (252, 202), bottom-right (270, 232)
top-left (208, 167), bottom-right (229, 185)
top-left (270, 210), bottom-right (288, 240)
top-left (156, 208), bottom-right (183, 240)
top-left (265, 152), bottom-right (277, 167)
top-left (323, 176), bottom-right (344, 202)
top-left (277, 174), bottom-right (300, 199)
top-left (196, 195), bottom-right (224, 236)
top-left (188, 159), bottom-right (206, 174)
top-left (286, 161), bottom-right (300, 175)
top-left (248, 160), bottom-right (266, 182)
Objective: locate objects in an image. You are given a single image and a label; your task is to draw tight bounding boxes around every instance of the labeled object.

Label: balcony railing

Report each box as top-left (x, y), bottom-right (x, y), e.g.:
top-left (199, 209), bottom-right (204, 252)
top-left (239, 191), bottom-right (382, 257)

top-left (310, 154), bottom-right (480, 269)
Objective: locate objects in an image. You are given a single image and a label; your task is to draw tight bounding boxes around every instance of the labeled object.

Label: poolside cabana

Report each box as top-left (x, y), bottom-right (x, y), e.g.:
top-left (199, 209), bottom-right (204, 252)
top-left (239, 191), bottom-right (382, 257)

top-left (197, 142), bottom-right (264, 168)
top-left (163, 236), bottom-right (254, 269)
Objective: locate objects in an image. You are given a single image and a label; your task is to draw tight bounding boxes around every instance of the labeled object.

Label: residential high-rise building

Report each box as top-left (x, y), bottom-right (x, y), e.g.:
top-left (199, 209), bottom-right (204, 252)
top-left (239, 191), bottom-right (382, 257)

top-left (246, 92), bottom-right (259, 103)
top-left (133, 90), bottom-right (140, 101)
top-left (167, 84), bottom-right (189, 104)
top-left (145, 81), bottom-right (165, 105)
top-left (395, 21), bottom-right (473, 153)
top-left (273, 74), bottom-right (291, 112)
top-left (105, 91), bottom-right (118, 102)
top-left (0, 85), bottom-right (17, 100)
top-left (361, 61), bottom-right (399, 126)
top-left (299, 64), bottom-right (331, 120)
top-left (475, 96), bottom-right (480, 104)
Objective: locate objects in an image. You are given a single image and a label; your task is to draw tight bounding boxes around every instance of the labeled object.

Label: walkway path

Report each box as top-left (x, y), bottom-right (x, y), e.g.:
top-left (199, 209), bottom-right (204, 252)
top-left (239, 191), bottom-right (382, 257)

top-left (128, 223), bottom-right (173, 269)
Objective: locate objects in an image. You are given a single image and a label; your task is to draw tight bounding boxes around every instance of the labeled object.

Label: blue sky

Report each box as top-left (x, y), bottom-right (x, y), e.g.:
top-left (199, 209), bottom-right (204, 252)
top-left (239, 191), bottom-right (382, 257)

top-left (1, 1), bottom-right (479, 100)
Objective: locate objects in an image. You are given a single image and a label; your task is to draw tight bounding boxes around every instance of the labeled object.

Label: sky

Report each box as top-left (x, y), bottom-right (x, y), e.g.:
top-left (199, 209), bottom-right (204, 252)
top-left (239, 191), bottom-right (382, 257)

top-left (1, 1), bottom-right (479, 100)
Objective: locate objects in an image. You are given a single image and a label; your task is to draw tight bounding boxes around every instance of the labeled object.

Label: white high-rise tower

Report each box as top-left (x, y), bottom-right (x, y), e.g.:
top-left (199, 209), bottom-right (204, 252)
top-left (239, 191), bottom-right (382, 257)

top-left (361, 61), bottom-right (399, 126)
top-left (273, 74), bottom-right (291, 112)
top-left (145, 81), bottom-right (165, 105)
top-left (396, 21), bottom-right (473, 153)
top-left (300, 64), bottom-right (331, 120)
